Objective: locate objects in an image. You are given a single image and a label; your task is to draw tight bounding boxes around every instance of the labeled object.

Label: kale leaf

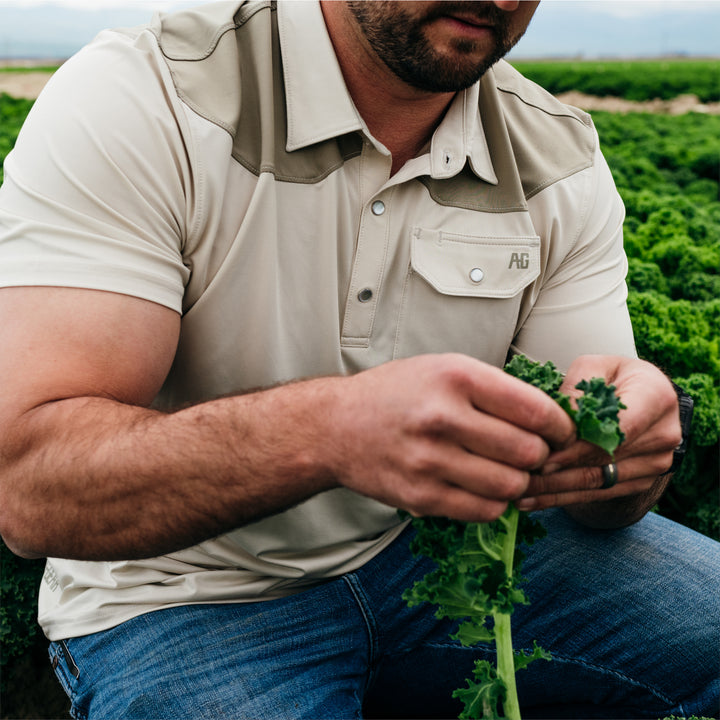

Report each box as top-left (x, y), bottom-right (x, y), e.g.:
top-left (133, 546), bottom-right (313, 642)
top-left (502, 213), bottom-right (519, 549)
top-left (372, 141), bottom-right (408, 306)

top-left (402, 356), bottom-right (626, 719)
top-left (504, 355), bottom-right (626, 458)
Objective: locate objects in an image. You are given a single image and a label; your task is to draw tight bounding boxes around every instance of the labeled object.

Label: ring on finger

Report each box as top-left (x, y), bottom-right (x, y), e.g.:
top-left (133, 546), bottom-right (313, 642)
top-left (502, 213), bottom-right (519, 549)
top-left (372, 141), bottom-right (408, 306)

top-left (600, 462), bottom-right (619, 489)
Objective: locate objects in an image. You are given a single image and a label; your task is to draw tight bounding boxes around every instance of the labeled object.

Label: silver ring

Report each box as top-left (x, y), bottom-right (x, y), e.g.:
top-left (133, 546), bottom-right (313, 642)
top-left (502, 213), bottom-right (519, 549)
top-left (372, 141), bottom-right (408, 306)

top-left (600, 463), bottom-right (619, 489)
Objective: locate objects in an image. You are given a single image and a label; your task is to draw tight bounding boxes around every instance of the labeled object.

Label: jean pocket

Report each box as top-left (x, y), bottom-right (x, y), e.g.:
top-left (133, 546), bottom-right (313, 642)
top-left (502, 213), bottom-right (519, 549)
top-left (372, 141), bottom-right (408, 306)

top-left (49, 640), bottom-right (87, 720)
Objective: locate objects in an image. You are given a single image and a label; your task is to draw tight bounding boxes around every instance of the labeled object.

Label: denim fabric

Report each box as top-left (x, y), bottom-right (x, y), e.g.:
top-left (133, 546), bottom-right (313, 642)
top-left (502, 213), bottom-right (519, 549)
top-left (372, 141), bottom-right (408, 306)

top-left (48, 509), bottom-right (720, 720)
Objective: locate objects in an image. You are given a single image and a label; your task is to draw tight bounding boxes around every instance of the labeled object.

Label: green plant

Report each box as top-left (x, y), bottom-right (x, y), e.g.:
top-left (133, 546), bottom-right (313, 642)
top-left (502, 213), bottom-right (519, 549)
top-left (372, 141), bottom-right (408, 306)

top-left (0, 542), bottom-right (46, 691)
top-left (505, 356), bottom-right (626, 457)
top-left (404, 507), bottom-right (549, 720)
top-left (509, 59), bottom-right (720, 103)
top-left (403, 357), bottom-right (626, 719)
top-left (589, 109), bottom-right (720, 540)
top-left (0, 92), bottom-right (34, 185)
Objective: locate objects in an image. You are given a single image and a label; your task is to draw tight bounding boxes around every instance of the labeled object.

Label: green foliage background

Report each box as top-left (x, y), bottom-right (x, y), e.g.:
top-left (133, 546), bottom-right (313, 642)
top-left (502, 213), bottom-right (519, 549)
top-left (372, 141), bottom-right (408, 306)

top-left (512, 59), bottom-right (720, 103)
top-left (0, 92), bottom-right (33, 186)
top-left (590, 110), bottom-right (720, 540)
top-left (1, 59), bottom-right (719, 715)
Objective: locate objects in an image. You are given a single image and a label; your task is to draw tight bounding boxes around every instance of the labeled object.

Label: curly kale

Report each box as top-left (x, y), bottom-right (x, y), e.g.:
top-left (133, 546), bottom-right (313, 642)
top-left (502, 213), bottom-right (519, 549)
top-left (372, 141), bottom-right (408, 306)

top-left (404, 507), bottom-right (549, 720)
top-left (504, 355), bottom-right (626, 457)
top-left (403, 356), bottom-right (626, 719)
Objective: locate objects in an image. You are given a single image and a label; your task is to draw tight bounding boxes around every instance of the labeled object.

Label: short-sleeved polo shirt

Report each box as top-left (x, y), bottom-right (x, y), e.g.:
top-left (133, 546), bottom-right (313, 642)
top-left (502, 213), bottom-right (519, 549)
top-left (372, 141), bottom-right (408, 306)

top-left (0, 0), bottom-right (636, 640)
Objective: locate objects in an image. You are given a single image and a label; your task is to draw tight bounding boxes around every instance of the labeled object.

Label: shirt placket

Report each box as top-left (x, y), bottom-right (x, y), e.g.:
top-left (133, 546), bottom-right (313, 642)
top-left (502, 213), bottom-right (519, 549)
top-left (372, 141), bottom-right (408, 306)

top-left (340, 143), bottom-right (395, 348)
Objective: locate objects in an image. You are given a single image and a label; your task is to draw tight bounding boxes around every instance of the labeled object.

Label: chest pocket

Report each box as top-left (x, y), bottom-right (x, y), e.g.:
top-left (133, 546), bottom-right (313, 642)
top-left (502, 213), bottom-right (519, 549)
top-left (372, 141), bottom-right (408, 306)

top-left (392, 228), bottom-right (541, 364)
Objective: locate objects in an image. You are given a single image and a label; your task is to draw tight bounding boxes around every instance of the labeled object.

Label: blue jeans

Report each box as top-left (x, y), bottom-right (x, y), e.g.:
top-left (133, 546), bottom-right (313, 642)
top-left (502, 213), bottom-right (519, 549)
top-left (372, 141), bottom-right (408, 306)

top-left (49, 509), bottom-right (719, 720)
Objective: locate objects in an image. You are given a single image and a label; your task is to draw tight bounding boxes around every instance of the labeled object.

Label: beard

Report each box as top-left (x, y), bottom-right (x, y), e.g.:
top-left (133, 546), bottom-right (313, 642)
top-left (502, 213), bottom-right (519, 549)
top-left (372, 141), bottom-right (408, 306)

top-left (347, 1), bottom-right (521, 93)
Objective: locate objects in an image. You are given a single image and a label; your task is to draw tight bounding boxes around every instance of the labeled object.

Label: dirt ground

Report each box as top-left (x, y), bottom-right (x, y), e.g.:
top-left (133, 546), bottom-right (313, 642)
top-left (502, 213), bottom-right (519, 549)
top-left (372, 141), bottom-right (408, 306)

top-left (555, 90), bottom-right (720, 115)
top-left (1, 70), bottom-right (719, 115)
top-left (0, 71), bottom-right (55, 99)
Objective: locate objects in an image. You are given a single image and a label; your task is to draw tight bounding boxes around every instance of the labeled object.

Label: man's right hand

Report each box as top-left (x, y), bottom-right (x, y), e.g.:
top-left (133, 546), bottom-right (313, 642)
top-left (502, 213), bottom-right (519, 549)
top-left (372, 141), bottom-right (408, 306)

top-left (324, 353), bottom-right (576, 522)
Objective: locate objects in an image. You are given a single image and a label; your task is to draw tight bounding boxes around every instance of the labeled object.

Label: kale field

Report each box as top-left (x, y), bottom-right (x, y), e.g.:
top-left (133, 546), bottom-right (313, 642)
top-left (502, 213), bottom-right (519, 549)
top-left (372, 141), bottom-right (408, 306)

top-left (1, 58), bottom-right (719, 718)
top-left (592, 109), bottom-right (720, 540)
top-left (512, 58), bottom-right (720, 103)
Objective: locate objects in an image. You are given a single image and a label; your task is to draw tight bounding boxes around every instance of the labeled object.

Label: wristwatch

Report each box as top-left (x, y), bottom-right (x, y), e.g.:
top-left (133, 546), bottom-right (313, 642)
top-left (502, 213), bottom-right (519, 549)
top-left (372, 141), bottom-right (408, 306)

top-left (664, 382), bottom-right (694, 476)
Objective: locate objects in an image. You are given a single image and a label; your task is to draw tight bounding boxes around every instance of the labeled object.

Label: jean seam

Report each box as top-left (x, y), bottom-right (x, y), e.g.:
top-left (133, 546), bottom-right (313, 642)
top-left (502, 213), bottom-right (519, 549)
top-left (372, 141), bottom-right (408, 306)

top-left (387, 640), bottom-right (478, 656)
top-left (532, 651), bottom-right (682, 708)
top-left (382, 642), bottom-right (685, 712)
top-left (342, 573), bottom-right (378, 687)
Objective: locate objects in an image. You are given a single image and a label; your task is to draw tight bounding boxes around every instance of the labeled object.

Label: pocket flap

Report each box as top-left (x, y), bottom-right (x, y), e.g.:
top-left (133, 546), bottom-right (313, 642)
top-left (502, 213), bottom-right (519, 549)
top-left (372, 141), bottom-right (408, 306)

top-left (411, 228), bottom-right (540, 298)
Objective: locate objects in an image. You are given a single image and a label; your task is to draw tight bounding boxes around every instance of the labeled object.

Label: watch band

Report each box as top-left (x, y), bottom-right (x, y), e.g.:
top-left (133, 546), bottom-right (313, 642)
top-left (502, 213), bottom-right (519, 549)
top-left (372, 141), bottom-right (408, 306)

top-left (664, 381), bottom-right (694, 476)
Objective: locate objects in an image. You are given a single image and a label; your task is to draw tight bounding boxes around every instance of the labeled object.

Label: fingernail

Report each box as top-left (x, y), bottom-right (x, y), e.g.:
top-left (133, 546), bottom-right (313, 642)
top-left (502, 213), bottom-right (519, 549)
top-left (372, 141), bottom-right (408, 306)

top-left (516, 498), bottom-right (537, 511)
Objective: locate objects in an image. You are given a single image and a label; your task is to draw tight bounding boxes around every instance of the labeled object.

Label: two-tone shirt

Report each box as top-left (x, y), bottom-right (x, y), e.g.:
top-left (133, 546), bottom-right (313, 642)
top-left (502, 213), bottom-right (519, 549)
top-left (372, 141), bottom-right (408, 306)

top-left (0, 0), bottom-right (636, 640)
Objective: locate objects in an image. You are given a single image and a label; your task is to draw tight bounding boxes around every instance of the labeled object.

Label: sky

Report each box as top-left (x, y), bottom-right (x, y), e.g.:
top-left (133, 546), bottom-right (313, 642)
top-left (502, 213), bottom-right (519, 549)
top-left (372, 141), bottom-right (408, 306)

top-left (0, 0), bottom-right (719, 60)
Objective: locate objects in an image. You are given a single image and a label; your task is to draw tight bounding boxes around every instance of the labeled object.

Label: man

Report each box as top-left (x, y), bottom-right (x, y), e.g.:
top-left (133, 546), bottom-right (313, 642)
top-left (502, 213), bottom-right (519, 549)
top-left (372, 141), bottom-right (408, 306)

top-left (0, 1), bottom-right (717, 718)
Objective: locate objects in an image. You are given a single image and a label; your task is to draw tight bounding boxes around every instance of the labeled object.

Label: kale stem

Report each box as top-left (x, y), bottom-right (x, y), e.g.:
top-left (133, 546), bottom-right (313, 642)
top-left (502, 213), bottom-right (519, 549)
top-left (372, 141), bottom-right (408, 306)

top-left (500, 505), bottom-right (519, 572)
top-left (494, 505), bottom-right (522, 720)
top-left (493, 611), bottom-right (521, 720)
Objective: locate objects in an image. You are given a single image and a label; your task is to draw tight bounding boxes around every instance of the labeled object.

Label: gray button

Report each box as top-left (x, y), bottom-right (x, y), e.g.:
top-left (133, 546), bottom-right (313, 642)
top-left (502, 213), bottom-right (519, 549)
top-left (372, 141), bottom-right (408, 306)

top-left (469, 267), bottom-right (484, 283)
top-left (357, 288), bottom-right (373, 302)
top-left (371, 200), bottom-right (385, 216)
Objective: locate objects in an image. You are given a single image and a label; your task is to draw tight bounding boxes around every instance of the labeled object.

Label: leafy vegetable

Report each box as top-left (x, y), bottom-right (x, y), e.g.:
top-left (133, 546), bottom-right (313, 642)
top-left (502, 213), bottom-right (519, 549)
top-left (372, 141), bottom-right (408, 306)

top-left (504, 355), bottom-right (626, 458)
top-left (403, 356), bottom-right (626, 719)
top-left (0, 92), bottom-right (34, 185)
top-left (591, 107), bottom-right (720, 539)
top-left (404, 507), bottom-right (549, 720)
top-left (509, 59), bottom-right (720, 103)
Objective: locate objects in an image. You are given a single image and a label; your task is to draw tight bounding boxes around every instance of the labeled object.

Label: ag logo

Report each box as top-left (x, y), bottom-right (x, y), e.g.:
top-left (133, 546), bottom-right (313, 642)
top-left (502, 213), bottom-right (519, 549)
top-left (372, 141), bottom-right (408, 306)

top-left (508, 252), bottom-right (530, 270)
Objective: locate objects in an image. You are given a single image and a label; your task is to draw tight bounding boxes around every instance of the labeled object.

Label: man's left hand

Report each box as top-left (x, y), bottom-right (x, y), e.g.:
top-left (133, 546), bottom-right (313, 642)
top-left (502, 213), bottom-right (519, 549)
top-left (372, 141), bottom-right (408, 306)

top-left (516, 355), bottom-right (681, 526)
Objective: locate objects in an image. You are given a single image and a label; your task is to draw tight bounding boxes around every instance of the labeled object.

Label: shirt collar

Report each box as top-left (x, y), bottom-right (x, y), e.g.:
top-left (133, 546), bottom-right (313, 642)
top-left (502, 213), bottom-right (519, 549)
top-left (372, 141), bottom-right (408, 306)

top-left (277, 0), bottom-right (363, 152)
top-left (427, 81), bottom-right (498, 184)
top-left (277, 0), bottom-right (498, 185)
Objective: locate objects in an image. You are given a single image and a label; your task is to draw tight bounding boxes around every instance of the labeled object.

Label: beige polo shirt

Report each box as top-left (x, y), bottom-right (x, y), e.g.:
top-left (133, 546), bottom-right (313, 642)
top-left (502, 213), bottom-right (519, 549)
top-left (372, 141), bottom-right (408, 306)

top-left (0, 0), bottom-right (635, 640)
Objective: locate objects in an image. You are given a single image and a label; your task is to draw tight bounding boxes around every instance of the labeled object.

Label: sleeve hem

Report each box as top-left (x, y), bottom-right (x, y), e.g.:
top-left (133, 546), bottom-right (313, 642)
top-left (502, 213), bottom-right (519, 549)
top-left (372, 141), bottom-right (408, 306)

top-left (0, 266), bottom-right (184, 315)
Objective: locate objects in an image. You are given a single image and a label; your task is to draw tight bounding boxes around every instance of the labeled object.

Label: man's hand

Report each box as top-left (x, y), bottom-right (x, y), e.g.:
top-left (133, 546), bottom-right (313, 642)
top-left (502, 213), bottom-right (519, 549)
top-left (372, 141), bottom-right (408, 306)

top-left (516, 355), bottom-right (681, 527)
top-left (324, 353), bottom-right (576, 523)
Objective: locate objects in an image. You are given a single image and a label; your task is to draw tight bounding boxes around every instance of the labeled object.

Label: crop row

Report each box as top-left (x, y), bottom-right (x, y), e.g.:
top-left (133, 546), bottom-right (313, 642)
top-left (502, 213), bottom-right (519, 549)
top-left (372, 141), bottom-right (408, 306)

top-left (587, 109), bottom-right (719, 541)
top-left (511, 58), bottom-right (720, 103)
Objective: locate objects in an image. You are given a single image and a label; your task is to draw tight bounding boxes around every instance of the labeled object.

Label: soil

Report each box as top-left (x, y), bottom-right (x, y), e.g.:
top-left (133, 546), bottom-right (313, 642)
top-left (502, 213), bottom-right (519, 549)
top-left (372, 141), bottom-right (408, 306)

top-left (555, 90), bottom-right (720, 115)
top-left (0, 71), bottom-right (55, 100)
top-left (1, 71), bottom-right (719, 115)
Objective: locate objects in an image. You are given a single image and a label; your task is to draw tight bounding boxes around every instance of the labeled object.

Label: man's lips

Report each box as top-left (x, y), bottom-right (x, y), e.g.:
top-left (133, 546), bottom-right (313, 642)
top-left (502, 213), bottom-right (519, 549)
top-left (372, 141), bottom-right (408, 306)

top-left (447, 13), bottom-right (495, 28)
top-left (434, 14), bottom-right (497, 38)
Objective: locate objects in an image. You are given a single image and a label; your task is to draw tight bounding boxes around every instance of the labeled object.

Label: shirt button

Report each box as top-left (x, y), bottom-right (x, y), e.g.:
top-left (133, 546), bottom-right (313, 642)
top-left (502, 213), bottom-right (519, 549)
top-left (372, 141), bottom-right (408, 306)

top-left (469, 267), bottom-right (484, 283)
top-left (371, 200), bottom-right (385, 216)
top-left (357, 288), bottom-right (373, 302)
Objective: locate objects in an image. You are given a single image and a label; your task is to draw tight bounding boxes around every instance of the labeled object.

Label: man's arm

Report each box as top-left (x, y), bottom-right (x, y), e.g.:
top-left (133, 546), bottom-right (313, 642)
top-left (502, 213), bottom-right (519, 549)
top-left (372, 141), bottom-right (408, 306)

top-left (0, 286), bottom-right (333, 560)
top-left (0, 286), bottom-right (578, 561)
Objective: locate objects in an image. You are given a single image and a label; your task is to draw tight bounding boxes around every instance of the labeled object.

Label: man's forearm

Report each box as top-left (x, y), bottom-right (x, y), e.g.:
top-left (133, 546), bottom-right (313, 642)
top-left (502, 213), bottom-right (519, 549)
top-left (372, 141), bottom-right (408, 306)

top-left (1, 352), bottom-right (584, 562)
top-left (0, 379), bottom-right (340, 561)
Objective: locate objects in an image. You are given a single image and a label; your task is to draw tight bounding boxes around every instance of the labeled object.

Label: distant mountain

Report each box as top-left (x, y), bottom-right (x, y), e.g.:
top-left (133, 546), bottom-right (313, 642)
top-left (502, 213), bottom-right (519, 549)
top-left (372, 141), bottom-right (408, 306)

top-left (0, 1), bottom-right (718, 61)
